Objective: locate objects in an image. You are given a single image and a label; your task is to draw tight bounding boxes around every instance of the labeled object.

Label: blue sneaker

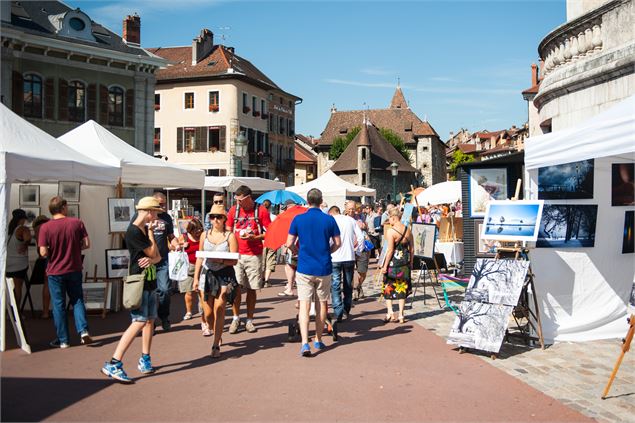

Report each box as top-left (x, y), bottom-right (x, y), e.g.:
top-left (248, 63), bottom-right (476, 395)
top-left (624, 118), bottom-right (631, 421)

top-left (313, 341), bottom-right (326, 350)
top-left (300, 343), bottom-right (311, 357)
top-left (101, 361), bottom-right (133, 383)
top-left (138, 355), bottom-right (156, 374)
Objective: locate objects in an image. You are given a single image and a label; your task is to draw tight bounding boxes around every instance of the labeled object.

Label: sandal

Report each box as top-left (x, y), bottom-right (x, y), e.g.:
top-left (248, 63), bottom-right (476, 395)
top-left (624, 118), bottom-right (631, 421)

top-left (278, 291), bottom-right (293, 297)
top-left (398, 315), bottom-right (405, 324)
top-left (383, 314), bottom-right (394, 323)
top-left (183, 312), bottom-right (193, 320)
top-left (211, 345), bottom-right (221, 358)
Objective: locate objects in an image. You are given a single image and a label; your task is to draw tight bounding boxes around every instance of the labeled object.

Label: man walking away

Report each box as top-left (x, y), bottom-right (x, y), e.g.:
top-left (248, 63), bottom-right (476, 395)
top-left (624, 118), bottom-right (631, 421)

top-left (286, 188), bottom-right (341, 357)
top-left (38, 196), bottom-right (91, 348)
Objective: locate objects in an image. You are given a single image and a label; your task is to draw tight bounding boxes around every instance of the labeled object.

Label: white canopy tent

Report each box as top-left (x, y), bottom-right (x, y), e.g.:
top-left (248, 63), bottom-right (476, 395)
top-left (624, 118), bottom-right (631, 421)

top-left (287, 170), bottom-right (376, 209)
top-left (204, 176), bottom-right (285, 193)
top-left (415, 181), bottom-right (462, 206)
top-left (1, 104), bottom-right (120, 351)
top-left (58, 120), bottom-right (205, 189)
top-left (524, 95), bottom-right (635, 342)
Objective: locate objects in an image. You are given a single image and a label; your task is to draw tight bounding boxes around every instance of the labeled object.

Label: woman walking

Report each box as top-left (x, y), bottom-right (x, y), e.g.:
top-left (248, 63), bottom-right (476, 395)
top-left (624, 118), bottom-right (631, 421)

top-left (194, 204), bottom-right (238, 358)
top-left (380, 207), bottom-right (414, 323)
top-left (6, 209), bottom-right (32, 305)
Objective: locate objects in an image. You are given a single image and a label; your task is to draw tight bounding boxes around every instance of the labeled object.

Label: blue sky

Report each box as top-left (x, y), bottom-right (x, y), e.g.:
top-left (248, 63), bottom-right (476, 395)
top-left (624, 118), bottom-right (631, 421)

top-left (77, 0), bottom-right (565, 140)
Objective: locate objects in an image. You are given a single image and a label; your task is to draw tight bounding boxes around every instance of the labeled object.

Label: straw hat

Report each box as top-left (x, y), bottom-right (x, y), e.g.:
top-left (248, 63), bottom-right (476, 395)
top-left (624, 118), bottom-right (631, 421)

top-left (136, 196), bottom-right (163, 211)
top-left (208, 204), bottom-right (227, 216)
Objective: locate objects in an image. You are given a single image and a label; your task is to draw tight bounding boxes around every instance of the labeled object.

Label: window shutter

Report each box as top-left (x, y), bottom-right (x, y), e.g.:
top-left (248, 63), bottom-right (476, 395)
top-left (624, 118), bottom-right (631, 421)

top-left (219, 126), bottom-right (226, 152)
top-left (125, 89), bottom-right (134, 127)
top-left (12, 72), bottom-right (23, 115)
top-left (87, 83), bottom-right (97, 121)
top-left (58, 78), bottom-right (68, 121)
top-left (98, 84), bottom-right (108, 124)
top-left (176, 128), bottom-right (183, 153)
top-left (44, 78), bottom-right (55, 119)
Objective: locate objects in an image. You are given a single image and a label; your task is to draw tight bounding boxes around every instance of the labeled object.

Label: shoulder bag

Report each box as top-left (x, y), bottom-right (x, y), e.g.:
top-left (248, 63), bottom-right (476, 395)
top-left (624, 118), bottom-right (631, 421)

top-left (123, 268), bottom-right (146, 310)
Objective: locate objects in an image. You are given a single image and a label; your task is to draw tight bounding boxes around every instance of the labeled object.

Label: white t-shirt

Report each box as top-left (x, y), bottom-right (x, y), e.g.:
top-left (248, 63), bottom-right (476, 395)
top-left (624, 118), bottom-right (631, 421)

top-left (331, 214), bottom-right (363, 263)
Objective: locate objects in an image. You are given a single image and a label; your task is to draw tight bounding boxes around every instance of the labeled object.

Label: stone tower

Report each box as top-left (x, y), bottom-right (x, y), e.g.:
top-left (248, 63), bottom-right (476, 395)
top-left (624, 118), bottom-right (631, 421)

top-left (357, 119), bottom-right (371, 187)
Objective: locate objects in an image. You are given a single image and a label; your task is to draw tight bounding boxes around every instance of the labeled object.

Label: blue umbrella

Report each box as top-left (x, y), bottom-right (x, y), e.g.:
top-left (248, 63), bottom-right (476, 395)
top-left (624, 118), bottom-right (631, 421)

top-left (256, 190), bottom-right (306, 205)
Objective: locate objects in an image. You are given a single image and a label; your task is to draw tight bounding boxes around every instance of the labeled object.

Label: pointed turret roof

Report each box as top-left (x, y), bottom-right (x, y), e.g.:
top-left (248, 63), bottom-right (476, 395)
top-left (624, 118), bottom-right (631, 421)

top-left (390, 86), bottom-right (408, 109)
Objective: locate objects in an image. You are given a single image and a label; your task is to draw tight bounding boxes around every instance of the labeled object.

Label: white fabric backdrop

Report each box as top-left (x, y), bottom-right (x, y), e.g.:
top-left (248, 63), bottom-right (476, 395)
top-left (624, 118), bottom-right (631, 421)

top-left (287, 170), bottom-right (376, 209)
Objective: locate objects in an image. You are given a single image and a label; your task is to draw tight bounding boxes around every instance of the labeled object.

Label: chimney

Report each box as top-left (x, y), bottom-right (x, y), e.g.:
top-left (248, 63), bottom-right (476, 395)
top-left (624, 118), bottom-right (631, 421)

top-left (531, 63), bottom-right (538, 86)
top-left (192, 29), bottom-right (214, 65)
top-left (122, 14), bottom-right (140, 45)
top-left (538, 59), bottom-right (544, 82)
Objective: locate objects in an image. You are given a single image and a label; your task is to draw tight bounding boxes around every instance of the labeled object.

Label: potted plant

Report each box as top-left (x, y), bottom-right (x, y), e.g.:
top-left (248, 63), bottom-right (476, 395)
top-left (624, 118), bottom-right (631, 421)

top-left (209, 104), bottom-right (219, 112)
top-left (243, 106), bottom-right (251, 114)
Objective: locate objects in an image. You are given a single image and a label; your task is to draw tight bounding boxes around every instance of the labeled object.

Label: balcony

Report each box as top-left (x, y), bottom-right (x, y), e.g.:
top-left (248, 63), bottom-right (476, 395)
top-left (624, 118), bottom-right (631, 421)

top-left (248, 152), bottom-right (269, 167)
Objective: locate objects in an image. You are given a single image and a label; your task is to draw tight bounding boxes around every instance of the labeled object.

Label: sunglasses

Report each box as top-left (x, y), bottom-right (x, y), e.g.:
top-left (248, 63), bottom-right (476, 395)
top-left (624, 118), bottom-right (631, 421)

top-left (213, 200), bottom-right (224, 204)
top-left (234, 195), bottom-right (249, 201)
top-left (209, 214), bottom-right (225, 220)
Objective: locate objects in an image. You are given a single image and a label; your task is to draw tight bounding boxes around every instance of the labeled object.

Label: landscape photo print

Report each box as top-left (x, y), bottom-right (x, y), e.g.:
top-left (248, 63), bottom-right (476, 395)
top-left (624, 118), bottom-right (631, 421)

top-left (464, 258), bottom-right (530, 306)
top-left (537, 204), bottom-right (598, 248)
top-left (538, 159), bottom-right (594, 200)
top-left (481, 200), bottom-right (544, 242)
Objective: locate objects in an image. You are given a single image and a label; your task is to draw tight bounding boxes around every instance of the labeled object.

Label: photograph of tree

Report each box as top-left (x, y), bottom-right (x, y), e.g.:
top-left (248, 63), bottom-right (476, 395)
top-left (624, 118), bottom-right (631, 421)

top-left (537, 159), bottom-right (594, 199)
top-left (623, 211), bottom-right (634, 254)
top-left (537, 204), bottom-right (598, 248)
top-left (612, 163), bottom-right (635, 206)
top-left (464, 259), bottom-right (530, 306)
top-left (447, 301), bottom-right (512, 353)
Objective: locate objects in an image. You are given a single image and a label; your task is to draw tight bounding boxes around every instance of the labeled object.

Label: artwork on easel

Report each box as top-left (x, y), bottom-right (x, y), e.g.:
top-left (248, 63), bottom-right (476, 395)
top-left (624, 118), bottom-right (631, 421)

top-left (411, 223), bottom-right (436, 259)
top-left (464, 259), bottom-right (530, 306)
top-left (481, 200), bottom-right (544, 242)
top-left (475, 220), bottom-right (499, 256)
top-left (623, 210), bottom-right (634, 254)
top-left (401, 203), bottom-right (415, 228)
top-left (538, 159), bottom-right (594, 199)
top-left (447, 301), bottom-right (512, 353)
top-left (469, 168), bottom-right (508, 217)
top-left (537, 204), bottom-right (598, 248)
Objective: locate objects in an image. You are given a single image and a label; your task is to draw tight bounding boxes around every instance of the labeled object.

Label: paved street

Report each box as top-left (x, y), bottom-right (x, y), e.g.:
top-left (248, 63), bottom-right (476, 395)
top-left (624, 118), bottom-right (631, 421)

top-left (0, 262), bottom-right (631, 422)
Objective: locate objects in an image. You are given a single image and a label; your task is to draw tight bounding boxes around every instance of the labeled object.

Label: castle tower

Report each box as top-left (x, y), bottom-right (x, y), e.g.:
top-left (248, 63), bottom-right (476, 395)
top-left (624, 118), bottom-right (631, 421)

top-left (357, 117), bottom-right (371, 187)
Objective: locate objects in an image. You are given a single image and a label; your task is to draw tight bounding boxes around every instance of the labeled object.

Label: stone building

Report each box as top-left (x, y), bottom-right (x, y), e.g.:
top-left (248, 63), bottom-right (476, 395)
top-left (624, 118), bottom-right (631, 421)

top-left (524, 0), bottom-right (634, 135)
top-left (317, 87), bottom-right (446, 187)
top-left (329, 120), bottom-right (418, 202)
top-left (294, 134), bottom-right (318, 185)
top-left (149, 29), bottom-right (301, 184)
top-left (1, 1), bottom-right (165, 153)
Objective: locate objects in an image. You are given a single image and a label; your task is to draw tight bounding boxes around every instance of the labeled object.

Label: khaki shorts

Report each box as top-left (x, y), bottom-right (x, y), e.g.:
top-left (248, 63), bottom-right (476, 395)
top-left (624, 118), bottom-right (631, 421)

top-left (295, 272), bottom-right (330, 302)
top-left (234, 254), bottom-right (263, 290)
top-left (178, 263), bottom-right (196, 293)
top-left (356, 251), bottom-right (369, 273)
top-left (263, 248), bottom-right (276, 272)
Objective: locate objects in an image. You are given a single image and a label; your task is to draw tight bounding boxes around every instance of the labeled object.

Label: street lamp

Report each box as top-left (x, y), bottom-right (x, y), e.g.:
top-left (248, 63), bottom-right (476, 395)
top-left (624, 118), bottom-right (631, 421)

top-left (234, 131), bottom-right (248, 177)
top-left (390, 162), bottom-right (399, 202)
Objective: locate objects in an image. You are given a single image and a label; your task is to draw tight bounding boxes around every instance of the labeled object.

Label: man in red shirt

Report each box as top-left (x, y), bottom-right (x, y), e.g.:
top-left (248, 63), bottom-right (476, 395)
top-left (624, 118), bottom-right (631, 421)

top-left (38, 196), bottom-right (91, 348)
top-left (225, 185), bottom-right (271, 333)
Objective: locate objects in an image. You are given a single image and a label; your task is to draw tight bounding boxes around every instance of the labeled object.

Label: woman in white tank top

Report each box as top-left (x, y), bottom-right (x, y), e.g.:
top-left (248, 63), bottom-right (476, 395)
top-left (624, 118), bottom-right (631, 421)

top-left (6, 209), bottom-right (32, 305)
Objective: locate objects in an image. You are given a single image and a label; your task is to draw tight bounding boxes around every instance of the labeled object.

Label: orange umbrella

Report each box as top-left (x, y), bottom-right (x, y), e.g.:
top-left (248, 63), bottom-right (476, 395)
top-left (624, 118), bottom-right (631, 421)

top-left (264, 205), bottom-right (308, 249)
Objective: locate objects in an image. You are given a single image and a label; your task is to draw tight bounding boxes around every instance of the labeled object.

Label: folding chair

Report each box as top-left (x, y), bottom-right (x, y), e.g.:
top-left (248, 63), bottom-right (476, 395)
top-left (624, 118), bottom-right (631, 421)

top-left (438, 273), bottom-right (469, 315)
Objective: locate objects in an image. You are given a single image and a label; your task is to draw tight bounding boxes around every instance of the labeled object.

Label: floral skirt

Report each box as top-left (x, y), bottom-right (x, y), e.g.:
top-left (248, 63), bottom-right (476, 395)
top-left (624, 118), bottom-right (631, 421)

top-left (381, 264), bottom-right (411, 300)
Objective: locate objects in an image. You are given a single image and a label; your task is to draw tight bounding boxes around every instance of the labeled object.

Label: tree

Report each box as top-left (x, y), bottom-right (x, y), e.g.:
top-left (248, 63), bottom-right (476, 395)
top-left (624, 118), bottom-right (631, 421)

top-left (378, 128), bottom-right (411, 162)
top-left (448, 150), bottom-right (475, 180)
top-left (329, 127), bottom-right (360, 160)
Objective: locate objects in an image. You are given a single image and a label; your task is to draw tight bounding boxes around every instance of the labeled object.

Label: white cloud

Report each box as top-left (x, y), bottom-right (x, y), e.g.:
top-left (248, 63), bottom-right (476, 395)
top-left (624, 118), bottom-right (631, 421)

top-left (324, 78), bottom-right (518, 95)
top-left (360, 67), bottom-right (396, 76)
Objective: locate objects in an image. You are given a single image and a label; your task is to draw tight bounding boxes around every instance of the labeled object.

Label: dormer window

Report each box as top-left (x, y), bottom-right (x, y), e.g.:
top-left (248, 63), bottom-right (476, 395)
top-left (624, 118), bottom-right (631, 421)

top-left (69, 17), bottom-right (85, 31)
top-left (50, 10), bottom-right (95, 42)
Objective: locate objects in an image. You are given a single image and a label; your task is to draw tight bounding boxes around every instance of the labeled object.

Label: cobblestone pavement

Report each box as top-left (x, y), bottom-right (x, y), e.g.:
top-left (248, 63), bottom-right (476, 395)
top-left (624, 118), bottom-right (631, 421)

top-left (364, 270), bottom-right (634, 423)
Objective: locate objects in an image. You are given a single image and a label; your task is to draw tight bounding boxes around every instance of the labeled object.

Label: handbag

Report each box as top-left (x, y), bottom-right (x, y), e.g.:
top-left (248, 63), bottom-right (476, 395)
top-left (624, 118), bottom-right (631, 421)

top-left (123, 269), bottom-right (146, 310)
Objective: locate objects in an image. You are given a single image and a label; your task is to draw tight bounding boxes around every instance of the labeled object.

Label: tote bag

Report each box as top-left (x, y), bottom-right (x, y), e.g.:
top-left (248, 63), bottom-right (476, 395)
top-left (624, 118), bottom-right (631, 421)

top-left (123, 269), bottom-right (146, 310)
top-left (168, 251), bottom-right (189, 281)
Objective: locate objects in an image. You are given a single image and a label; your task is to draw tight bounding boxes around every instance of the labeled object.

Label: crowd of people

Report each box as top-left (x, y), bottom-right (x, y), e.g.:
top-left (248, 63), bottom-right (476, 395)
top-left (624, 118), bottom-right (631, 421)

top-left (5, 186), bottom-right (416, 384)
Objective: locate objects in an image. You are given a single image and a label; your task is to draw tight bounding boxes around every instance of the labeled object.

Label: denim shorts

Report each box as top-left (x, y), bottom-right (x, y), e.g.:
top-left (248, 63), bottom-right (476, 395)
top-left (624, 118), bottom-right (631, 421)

top-left (130, 290), bottom-right (159, 323)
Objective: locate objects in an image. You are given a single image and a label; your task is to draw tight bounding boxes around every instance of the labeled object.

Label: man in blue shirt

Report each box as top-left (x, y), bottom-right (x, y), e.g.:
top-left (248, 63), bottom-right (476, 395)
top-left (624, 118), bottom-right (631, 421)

top-left (287, 188), bottom-right (341, 357)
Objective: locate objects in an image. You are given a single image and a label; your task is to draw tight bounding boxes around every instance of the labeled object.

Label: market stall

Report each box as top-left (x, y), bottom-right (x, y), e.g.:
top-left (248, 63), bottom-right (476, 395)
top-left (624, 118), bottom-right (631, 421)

top-left (287, 170), bottom-right (376, 209)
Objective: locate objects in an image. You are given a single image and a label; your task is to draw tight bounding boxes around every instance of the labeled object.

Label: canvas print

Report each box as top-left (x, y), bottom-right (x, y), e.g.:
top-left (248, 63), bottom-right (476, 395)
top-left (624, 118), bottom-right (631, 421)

top-left (612, 163), bottom-right (635, 206)
top-left (106, 249), bottom-right (130, 278)
top-left (21, 207), bottom-right (40, 227)
top-left (177, 219), bottom-right (191, 235)
top-left (469, 168), bottom-right (508, 217)
top-left (623, 211), bottom-right (634, 254)
top-left (475, 221), bottom-right (499, 256)
top-left (66, 204), bottom-right (79, 218)
top-left (538, 159), bottom-right (594, 199)
top-left (537, 204), bottom-right (598, 248)
top-left (447, 301), bottom-right (512, 353)
top-left (19, 185), bottom-right (39, 206)
top-left (108, 198), bottom-right (135, 233)
top-left (83, 281), bottom-right (112, 311)
top-left (411, 223), bottom-right (436, 258)
top-left (58, 181), bottom-right (81, 202)
top-left (464, 259), bottom-right (530, 306)
top-left (481, 200), bottom-right (544, 242)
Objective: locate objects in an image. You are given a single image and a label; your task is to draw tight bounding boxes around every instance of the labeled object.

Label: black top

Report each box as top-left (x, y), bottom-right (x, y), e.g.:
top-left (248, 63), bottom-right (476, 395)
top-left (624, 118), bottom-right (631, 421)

top-left (125, 224), bottom-right (157, 291)
top-left (130, 211), bottom-right (174, 264)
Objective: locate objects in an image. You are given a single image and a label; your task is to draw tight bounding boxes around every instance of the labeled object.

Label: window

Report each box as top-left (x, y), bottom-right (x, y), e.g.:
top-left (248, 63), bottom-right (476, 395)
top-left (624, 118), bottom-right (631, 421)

top-left (23, 74), bottom-right (42, 118)
top-left (361, 148), bottom-right (366, 160)
top-left (208, 126), bottom-right (226, 152)
top-left (362, 173), bottom-right (366, 185)
top-left (261, 99), bottom-right (266, 117)
top-left (184, 92), bottom-right (194, 109)
top-left (288, 119), bottom-right (294, 136)
top-left (252, 96), bottom-right (257, 116)
top-left (422, 146), bottom-right (428, 151)
top-left (68, 80), bottom-right (85, 122)
top-left (69, 17), bottom-right (86, 31)
top-left (154, 94), bottom-right (160, 111)
top-left (279, 116), bottom-right (285, 135)
top-left (154, 128), bottom-right (161, 154)
top-left (206, 169), bottom-right (227, 176)
top-left (108, 86), bottom-right (124, 126)
top-left (209, 91), bottom-right (219, 112)
top-left (242, 92), bottom-right (249, 113)
top-left (176, 127), bottom-right (207, 152)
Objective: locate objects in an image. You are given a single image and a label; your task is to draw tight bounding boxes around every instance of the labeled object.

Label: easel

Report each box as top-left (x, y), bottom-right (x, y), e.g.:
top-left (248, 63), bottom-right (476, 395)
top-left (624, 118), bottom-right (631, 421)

top-left (601, 314), bottom-right (634, 399)
top-left (0, 276), bottom-right (31, 353)
top-left (84, 265), bottom-right (112, 319)
top-left (411, 254), bottom-right (442, 308)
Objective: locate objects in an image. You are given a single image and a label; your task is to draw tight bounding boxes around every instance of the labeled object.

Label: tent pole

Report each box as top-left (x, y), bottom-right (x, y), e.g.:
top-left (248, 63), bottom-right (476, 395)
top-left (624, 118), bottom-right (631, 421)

top-left (201, 189), bottom-right (206, 216)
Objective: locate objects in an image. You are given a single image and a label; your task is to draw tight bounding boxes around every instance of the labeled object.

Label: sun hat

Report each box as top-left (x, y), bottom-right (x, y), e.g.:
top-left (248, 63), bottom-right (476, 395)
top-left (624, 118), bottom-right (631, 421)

top-left (135, 196), bottom-right (163, 211)
top-left (208, 204), bottom-right (227, 216)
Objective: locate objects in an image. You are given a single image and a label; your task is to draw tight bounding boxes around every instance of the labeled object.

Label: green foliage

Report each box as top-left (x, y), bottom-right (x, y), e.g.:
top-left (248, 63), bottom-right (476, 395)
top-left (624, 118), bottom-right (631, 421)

top-left (379, 128), bottom-right (411, 162)
top-left (448, 150), bottom-right (475, 180)
top-left (329, 126), bottom-right (360, 160)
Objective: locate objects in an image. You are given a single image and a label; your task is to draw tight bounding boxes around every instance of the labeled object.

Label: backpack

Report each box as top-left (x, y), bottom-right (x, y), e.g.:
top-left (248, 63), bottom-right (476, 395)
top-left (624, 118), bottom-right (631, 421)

top-left (232, 201), bottom-right (264, 235)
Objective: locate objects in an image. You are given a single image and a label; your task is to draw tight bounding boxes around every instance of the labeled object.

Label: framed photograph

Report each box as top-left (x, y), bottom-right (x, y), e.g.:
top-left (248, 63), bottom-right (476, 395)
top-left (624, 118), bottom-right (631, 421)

top-left (465, 259), bottom-right (530, 306)
top-left (108, 198), bottom-right (135, 233)
top-left (447, 301), bottom-right (513, 353)
top-left (623, 210), bottom-right (634, 254)
top-left (469, 168), bottom-right (508, 217)
top-left (411, 223), bottom-right (436, 258)
top-left (537, 204), bottom-right (598, 248)
top-left (177, 218), bottom-right (191, 235)
top-left (66, 204), bottom-right (79, 219)
top-left (538, 159), bottom-right (594, 200)
top-left (19, 185), bottom-right (39, 206)
top-left (481, 200), bottom-right (544, 242)
top-left (21, 207), bottom-right (40, 227)
top-left (58, 181), bottom-right (81, 202)
top-left (83, 281), bottom-right (112, 317)
top-left (105, 249), bottom-right (131, 278)
top-left (612, 163), bottom-right (634, 206)
top-left (474, 220), bottom-right (499, 256)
